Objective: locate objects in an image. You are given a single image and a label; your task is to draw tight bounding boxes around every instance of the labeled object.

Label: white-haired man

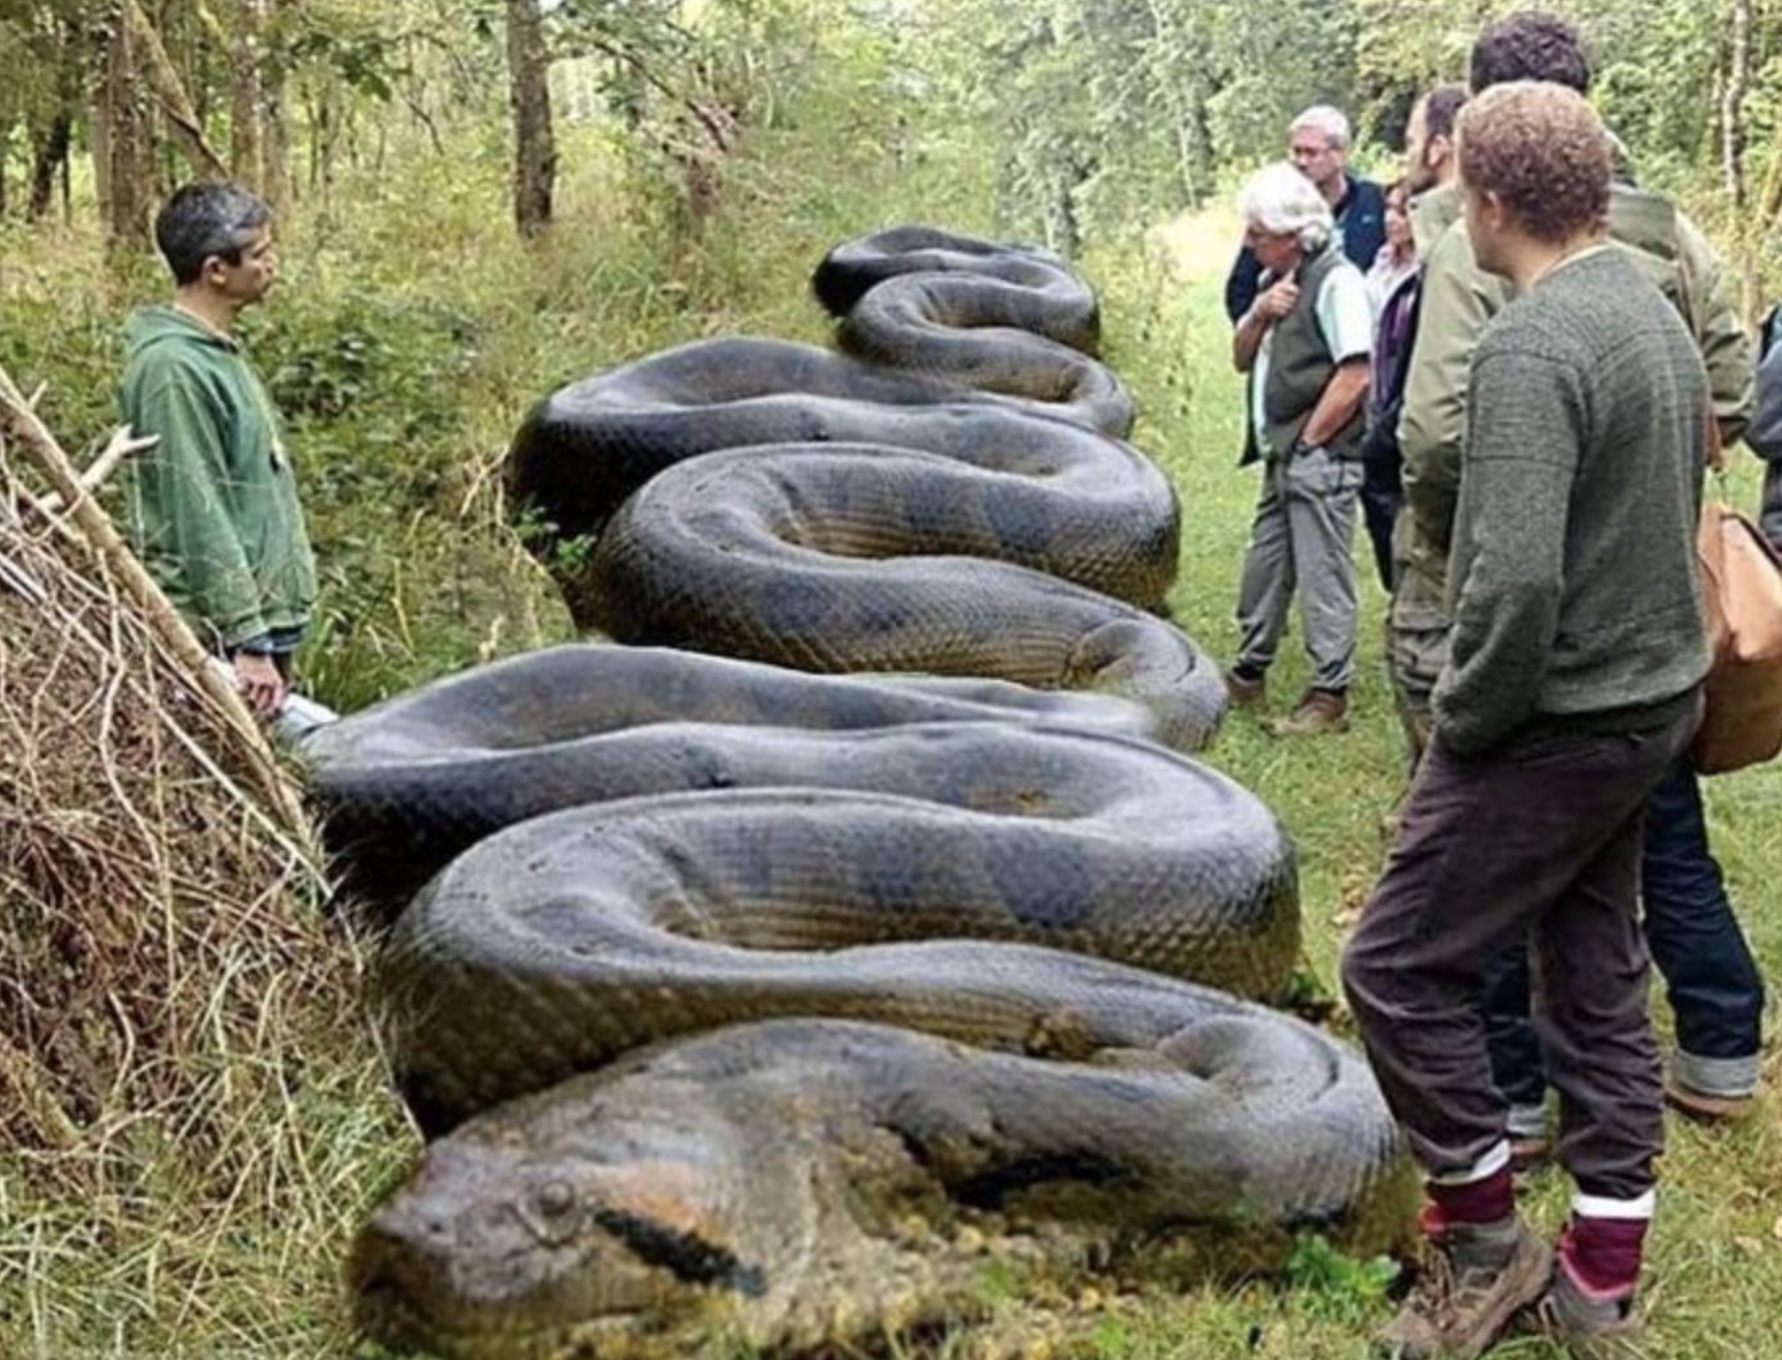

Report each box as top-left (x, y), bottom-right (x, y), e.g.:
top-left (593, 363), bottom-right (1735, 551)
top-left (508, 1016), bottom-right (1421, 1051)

top-left (1226, 163), bottom-right (1372, 735)
top-left (1225, 106), bottom-right (1386, 323)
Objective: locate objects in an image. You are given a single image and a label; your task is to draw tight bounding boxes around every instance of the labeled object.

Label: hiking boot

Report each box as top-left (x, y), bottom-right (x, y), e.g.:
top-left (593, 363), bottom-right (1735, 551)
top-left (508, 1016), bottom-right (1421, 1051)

top-left (1663, 1075), bottom-right (1755, 1123)
top-left (1534, 1264), bottom-right (1644, 1359)
top-left (1224, 666), bottom-right (1267, 710)
top-left (1271, 688), bottom-right (1349, 736)
top-left (1375, 1216), bottom-right (1551, 1359)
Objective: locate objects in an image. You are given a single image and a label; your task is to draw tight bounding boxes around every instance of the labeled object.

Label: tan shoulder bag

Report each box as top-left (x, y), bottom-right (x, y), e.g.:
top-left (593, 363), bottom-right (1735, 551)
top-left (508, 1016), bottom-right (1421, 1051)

top-left (1693, 416), bottom-right (1782, 773)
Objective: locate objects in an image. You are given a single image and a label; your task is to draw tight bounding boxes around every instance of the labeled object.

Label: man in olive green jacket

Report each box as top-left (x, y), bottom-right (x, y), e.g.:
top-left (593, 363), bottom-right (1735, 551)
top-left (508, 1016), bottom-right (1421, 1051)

top-left (1392, 38), bottom-right (1752, 756)
top-left (119, 182), bottom-right (317, 718)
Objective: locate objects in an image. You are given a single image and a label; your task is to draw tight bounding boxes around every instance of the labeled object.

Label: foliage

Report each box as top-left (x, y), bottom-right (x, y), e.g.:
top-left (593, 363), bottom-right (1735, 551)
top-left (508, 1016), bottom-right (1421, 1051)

top-left (881, 0), bottom-right (1782, 265)
top-left (1282, 1235), bottom-right (1402, 1324)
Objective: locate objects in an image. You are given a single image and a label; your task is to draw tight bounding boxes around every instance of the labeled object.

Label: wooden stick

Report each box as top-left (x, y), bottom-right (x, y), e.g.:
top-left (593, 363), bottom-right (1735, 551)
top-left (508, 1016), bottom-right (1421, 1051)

top-left (36, 426), bottom-right (159, 515)
top-left (0, 364), bottom-right (311, 837)
top-left (0, 545), bottom-right (49, 605)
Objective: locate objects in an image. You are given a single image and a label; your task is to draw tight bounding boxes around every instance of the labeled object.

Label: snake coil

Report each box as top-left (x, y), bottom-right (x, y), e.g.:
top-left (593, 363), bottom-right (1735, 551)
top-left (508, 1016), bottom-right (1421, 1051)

top-left (314, 227), bottom-right (1409, 1360)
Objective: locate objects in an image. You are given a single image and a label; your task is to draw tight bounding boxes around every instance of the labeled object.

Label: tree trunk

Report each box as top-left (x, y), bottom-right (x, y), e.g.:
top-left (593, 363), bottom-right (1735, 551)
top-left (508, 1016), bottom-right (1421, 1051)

top-left (92, 83), bottom-right (112, 224)
top-left (1721, 0), bottom-right (1756, 322)
top-left (28, 113), bottom-right (73, 220)
top-left (230, 0), bottom-right (268, 189)
top-left (99, 4), bottom-right (153, 246)
top-left (122, 0), bottom-right (229, 181)
top-left (505, 0), bottom-right (556, 238)
top-left (316, 80), bottom-right (339, 198)
top-left (263, 81), bottom-right (293, 211)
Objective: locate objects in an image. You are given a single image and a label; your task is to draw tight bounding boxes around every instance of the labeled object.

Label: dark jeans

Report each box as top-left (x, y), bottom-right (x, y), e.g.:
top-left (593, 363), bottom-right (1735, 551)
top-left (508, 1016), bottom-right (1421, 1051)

top-left (1342, 703), bottom-right (1697, 1202)
top-left (1360, 458), bottom-right (1401, 592)
top-left (1484, 759), bottom-right (1766, 1103)
top-left (1761, 461), bottom-right (1782, 550)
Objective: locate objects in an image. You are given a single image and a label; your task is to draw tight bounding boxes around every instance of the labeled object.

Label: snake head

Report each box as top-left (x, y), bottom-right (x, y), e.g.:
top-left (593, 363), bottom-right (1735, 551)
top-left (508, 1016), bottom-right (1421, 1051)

top-left (350, 1114), bottom-right (769, 1358)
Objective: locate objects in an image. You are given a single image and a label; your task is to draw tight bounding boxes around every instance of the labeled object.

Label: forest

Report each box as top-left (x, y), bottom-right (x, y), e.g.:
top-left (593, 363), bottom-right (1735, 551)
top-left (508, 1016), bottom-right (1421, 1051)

top-left (2, 2), bottom-right (1780, 1357)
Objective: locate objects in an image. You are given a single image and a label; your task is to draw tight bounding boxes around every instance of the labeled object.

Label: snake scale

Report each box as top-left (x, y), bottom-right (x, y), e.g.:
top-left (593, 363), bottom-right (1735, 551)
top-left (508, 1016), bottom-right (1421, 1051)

top-left (313, 227), bottom-right (1411, 1359)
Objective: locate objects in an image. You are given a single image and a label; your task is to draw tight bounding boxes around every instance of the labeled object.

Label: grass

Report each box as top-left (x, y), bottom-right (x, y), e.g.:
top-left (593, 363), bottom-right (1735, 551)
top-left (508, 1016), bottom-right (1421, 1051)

top-left (1, 107), bottom-right (1778, 1360)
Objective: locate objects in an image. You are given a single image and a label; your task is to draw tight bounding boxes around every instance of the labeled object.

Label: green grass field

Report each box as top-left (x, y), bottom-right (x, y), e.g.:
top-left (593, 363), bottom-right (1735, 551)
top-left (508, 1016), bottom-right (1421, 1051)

top-left (2, 136), bottom-right (1778, 1357)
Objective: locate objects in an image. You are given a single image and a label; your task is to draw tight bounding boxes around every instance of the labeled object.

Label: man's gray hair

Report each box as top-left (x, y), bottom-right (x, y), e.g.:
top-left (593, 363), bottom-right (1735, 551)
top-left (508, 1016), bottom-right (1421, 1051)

top-left (154, 181), bottom-right (273, 286)
top-left (1236, 163), bottom-right (1334, 253)
top-left (1289, 104), bottom-right (1352, 151)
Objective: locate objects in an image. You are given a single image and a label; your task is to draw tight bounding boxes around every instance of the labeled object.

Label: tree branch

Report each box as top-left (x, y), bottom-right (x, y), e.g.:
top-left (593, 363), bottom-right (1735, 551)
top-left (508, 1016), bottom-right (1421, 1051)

top-left (579, 34), bottom-right (732, 150)
top-left (34, 426), bottom-right (159, 515)
top-left (122, 0), bottom-right (230, 180)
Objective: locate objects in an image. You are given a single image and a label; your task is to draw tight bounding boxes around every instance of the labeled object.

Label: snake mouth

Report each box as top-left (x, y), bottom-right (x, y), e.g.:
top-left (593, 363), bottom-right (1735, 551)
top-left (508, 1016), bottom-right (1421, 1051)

top-left (354, 1251), bottom-right (649, 1360)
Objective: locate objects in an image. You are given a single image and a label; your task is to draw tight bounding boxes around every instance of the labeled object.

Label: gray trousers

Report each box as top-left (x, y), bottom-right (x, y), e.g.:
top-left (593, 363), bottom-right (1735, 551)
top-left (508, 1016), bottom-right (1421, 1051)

top-left (1234, 448), bottom-right (1361, 692)
top-left (1341, 699), bottom-right (1699, 1202)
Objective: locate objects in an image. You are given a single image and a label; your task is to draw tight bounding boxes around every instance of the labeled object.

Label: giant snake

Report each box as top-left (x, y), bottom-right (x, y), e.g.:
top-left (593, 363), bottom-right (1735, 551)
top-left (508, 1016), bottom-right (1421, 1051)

top-left (313, 227), bottom-right (1411, 1359)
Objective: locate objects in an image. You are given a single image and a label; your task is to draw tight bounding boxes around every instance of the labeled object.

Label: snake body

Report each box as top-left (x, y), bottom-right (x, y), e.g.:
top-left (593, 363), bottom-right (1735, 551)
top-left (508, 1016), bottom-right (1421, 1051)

top-left (505, 228), bottom-right (1218, 743)
top-left (304, 644), bottom-right (1166, 907)
top-left (333, 228), bottom-right (1410, 1358)
top-left (353, 1012), bottom-right (1410, 1360)
top-left (367, 720), bottom-right (1300, 1132)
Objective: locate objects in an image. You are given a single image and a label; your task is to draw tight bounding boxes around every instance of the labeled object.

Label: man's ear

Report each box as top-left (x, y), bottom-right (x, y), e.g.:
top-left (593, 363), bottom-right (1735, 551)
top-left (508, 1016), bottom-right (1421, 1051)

top-left (1482, 191), bottom-right (1512, 234)
top-left (199, 255), bottom-right (229, 289)
top-left (1429, 135), bottom-right (1453, 172)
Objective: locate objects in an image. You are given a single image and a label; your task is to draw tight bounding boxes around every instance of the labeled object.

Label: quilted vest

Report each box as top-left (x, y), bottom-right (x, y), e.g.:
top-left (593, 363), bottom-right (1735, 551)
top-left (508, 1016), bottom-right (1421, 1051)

top-left (1242, 241), bottom-right (1367, 466)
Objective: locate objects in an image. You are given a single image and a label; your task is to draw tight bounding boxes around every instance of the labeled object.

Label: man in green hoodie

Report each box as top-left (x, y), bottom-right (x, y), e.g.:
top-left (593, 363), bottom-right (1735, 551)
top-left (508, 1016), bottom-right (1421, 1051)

top-left (119, 181), bottom-right (317, 718)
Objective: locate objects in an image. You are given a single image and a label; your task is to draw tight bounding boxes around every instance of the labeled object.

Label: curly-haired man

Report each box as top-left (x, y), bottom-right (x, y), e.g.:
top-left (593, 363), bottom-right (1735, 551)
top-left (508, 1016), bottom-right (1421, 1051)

top-left (1391, 7), bottom-right (1764, 1185)
top-left (1343, 83), bottom-right (1711, 1358)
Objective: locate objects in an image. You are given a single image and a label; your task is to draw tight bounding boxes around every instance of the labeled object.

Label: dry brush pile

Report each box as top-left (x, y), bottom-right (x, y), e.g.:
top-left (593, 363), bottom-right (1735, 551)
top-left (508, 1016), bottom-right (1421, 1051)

top-left (0, 395), bottom-right (409, 1349)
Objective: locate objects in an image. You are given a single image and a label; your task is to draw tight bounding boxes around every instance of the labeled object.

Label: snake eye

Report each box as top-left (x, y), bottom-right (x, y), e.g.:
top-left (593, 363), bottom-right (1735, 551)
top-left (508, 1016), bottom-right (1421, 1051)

top-left (536, 1180), bottom-right (576, 1218)
top-left (512, 1177), bottom-right (584, 1245)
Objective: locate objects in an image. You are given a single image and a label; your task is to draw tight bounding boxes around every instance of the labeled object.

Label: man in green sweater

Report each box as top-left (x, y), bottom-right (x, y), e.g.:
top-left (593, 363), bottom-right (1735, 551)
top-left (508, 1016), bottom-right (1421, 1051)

top-left (119, 182), bottom-right (317, 718)
top-left (1341, 84), bottom-right (1709, 1358)
top-left (1398, 9), bottom-right (1763, 1179)
top-left (1390, 14), bottom-right (1750, 761)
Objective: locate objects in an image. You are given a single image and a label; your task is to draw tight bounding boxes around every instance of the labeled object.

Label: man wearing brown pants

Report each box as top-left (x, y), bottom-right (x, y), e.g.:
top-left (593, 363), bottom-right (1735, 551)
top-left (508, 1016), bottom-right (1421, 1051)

top-left (1341, 83), bottom-right (1710, 1360)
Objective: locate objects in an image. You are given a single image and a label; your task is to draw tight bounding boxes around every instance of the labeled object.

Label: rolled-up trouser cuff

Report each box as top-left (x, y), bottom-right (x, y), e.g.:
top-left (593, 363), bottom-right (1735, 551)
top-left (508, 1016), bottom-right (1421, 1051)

top-left (1672, 1050), bottom-right (1759, 1099)
top-left (1506, 1102), bottom-right (1548, 1138)
top-left (1428, 1139), bottom-right (1511, 1187)
top-left (1574, 1189), bottom-right (1655, 1221)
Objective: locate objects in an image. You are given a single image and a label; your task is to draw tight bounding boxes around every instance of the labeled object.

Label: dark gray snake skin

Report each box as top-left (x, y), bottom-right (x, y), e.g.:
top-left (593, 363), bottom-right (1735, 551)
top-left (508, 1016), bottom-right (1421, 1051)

top-left (329, 228), bottom-right (1409, 1359)
top-left (507, 225), bottom-right (1223, 745)
top-left (305, 644), bottom-right (1167, 908)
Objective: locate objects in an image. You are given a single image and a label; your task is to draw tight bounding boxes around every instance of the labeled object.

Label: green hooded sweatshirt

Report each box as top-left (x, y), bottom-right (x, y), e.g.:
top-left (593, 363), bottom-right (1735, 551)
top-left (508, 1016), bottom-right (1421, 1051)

top-left (118, 305), bottom-right (317, 651)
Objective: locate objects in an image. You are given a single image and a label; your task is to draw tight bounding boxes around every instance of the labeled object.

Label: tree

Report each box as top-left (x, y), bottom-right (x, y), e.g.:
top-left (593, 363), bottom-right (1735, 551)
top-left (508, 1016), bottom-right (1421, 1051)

top-left (1722, 0), bottom-right (1757, 319)
top-left (121, 0), bottom-right (229, 180)
top-left (95, 0), bottom-right (153, 245)
top-left (909, 0), bottom-right (1359, 251)
top-left (505, 0), bottom-right (556, 237)
top-left (0, 1), bottom-right (84, 223)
